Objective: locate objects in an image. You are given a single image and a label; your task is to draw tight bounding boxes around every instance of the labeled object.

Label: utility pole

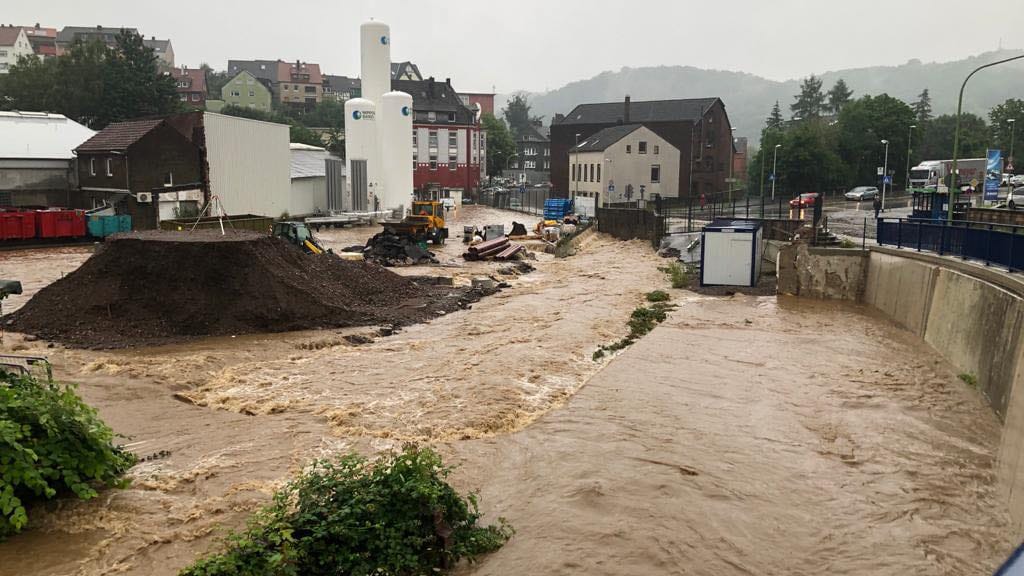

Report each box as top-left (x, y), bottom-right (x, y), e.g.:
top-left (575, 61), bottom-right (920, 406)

top-left (1009, 118), bottom-right (1017, 176)
top-left (771, 144), bottom-right (781, 200)
top-left (881, 139), bottom-right (890, 212)
top-left (949, 54), bottom-right (1024, 221)
top-left (905, 125), bottom-right (916, 192)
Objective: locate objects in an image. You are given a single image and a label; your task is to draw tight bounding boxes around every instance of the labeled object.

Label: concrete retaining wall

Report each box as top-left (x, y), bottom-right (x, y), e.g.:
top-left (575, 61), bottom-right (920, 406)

top-left (777, 244), bottom-right (867, 301)
top-left (785, 244), bottom-right (1024, 534)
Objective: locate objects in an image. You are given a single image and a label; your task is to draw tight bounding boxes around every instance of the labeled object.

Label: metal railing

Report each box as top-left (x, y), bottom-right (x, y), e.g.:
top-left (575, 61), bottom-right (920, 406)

top-left (479, 187), bottom-right (551, 216)
top-left (877, 218), bottom-right (1024, 272)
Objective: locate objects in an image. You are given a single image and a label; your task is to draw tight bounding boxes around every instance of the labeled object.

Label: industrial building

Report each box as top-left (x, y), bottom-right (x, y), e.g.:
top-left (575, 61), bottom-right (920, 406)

top-left (551, 96), bottom-right (733, 200)
top-left (0, 111), bottom-right (95, 207)
top-left (289, 143), bottom-right (330, 217)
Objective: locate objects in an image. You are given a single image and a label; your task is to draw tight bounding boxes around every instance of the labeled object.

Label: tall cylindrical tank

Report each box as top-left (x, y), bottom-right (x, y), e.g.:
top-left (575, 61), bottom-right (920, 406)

top-left (378, 91), bottom-right (414, 217)
top-left (360, 21), bottom-right (391, 105)
top-left (344, 98), bottom-right (377, 211)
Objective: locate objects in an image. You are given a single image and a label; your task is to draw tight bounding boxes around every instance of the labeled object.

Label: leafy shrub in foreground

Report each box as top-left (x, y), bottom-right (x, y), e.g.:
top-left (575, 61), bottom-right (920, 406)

top-left (0, 373), bottom-right (135, 538)
top-left (181, 445), bottom-right (512, 576)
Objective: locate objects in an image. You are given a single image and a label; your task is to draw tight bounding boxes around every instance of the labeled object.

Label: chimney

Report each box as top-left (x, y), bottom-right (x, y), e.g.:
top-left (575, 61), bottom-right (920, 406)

top-left (445, 77), bottom-right (451, 86)
top-left (624, 95), bottom-right (631, 124)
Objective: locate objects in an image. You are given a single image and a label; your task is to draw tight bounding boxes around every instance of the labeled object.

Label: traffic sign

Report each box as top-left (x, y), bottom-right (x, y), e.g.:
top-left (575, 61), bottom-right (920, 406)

top-left (877, 167), bottom-right (884, 176)
top-left (769, 173), bottom-right (776, 182)
top-left (970, 178), bottom-right (979, 188)
top-left (519, 185), bottom-right (526, 193)
top-left (883, 175), bottom-right (892, 185)
top-left (608, 184), bottom-right (615, 192)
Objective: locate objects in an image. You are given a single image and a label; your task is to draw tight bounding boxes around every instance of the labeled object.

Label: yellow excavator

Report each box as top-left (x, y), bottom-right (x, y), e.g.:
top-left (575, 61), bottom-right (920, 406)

top-left (384, 200), bottom-right (449, 244)
top-left (273, 222), bottom-right (328, 254)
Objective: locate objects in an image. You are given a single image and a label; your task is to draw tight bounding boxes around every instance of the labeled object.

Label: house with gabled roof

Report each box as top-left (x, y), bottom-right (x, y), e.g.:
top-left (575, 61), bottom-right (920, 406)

top-left (551, 96), bottom-right (733, 200)
top-left (568, 124), bottom-right (680, 203)
top-left (0, 26), bottom-right (34, 73)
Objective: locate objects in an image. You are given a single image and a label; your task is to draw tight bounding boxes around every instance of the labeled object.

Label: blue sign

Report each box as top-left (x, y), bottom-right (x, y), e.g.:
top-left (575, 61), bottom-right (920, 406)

top-left (352, 110), bottom-right (361, 120)
top-left (883, 175), bottom-right (892, 185)
top-left (985, 149), bottom-right (1002, 202)
top-left (380, 36), bottom-right (389, 45)
top-left (608, 184), bottom-right (615, 192)
top-left (519, 185), bottom-right (526, 194)
top-left (401, 105), bottom-right (410, 116)
top-left (769, 173), bottom-right (775, 182)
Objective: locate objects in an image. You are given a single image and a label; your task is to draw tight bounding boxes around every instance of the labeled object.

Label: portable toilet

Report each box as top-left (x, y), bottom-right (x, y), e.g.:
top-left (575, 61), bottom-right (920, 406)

top-left (700, 219), bottom-right (764, 287)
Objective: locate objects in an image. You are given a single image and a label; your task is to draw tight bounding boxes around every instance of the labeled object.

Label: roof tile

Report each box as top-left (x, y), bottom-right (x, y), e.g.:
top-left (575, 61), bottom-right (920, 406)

top-left (75, 118), bottom-right (165, 152)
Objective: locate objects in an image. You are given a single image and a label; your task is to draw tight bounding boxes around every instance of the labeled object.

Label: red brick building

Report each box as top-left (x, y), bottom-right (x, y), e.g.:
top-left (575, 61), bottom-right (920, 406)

top-left (458, 92), bottom-right (495, 116)
top-left (171, 66), bottom-right (207, 109)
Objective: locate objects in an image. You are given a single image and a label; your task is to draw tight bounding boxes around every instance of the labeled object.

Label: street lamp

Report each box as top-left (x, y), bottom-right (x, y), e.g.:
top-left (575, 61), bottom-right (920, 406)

top-left (949, 53), bottom-right (1024, 221)
top-left (729, 127), bottom-right (737, 202)
top-left (881, 139), bottom-right (890, 212)
top-left (905, 125), bottom-right (916, 192)
top-left (771, 144), bottom-right (781, 200)
top-left (1009, 118), bottom-right (1017, 175)
top-left (574, 133), bottom-right (582, 199)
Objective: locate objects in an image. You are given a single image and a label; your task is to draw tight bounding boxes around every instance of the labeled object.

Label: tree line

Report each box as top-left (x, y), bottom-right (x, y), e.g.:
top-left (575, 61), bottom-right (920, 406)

top-left (748, 75), bottom-right (1024, 196)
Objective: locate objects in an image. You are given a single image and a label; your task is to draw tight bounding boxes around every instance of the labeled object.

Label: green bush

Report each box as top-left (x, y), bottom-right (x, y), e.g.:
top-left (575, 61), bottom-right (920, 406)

top-left (958, 373), bottom-right (979, 388)
top-left (645, 290), bottom-right (670, 303)
top-left (659, 262), bottom-right (690, 289)
top-left (181, 445), bottom-right (512, 576)
top-left (0, 374), bottom-right (135, 538)
top-left (593, 303), bottom-right (674, 361)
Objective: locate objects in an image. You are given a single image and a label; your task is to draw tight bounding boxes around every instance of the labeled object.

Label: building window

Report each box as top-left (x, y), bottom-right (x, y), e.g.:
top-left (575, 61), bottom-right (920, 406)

top-left (639, 141), bottom-right (647, 154)
top-left (589, 164), bottom-right (595, 182)
top-left (571, 163), bottom-right (576, 182)
top-left (626, 144), bottom-right (632, 154)
top-left (191, 93), bottom-right (200, 101)
top-left (447, 112), bottom-right (456, 123)
top-left (448, 132), bottom-right (457, 148)
top-left (651, 164), bottom-right (661, 183)
top-left (179, 94), bottom-right (187, 101)
top-left (89, 158), bottom-right (95, 176)
top-left (544, 148), bottom-right (550, 156)
top-left (596, 164), bottom-right (601, 182)
top-left (305, 85), bottom-right (316, 94)
top-left (0, 50), bottom-right (7, 57)
top-left (429, 130), bottom-right (438, 148)
top-left (654, 145), bottom-right (660, 155)
top-left (429, 152), bottom-right (438, 171)
top-left (544, 161), bottom-right (550, 170)
top-left (164, 172), bottom-right (174, 187)
top-left (525, 160), bottom-right (536, 169)
top-left (427, 111), bottom-right (436, 122)
top-left (249, 90), bottom-right (255, 97)
top-left (449, 161), bottom-right (457, 171)
top-left (105, 158), bottom-right (112, 177)
top-left (230, 90), bottom-right (240, 97)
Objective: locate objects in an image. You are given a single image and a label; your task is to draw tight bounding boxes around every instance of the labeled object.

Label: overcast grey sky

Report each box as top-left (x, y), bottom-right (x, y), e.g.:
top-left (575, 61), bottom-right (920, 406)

top-left (6, 0), bottom-right (1023, 93)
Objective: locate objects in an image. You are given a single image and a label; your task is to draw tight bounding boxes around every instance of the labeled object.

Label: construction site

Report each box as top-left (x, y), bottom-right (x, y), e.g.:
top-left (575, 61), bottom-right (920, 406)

top-left (2, 18), bottom-right (1024, 576)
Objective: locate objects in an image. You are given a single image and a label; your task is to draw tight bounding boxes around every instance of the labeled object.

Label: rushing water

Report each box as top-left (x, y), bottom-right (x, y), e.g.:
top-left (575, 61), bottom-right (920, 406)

top-left (0, 208), bottom-right (1012, 574)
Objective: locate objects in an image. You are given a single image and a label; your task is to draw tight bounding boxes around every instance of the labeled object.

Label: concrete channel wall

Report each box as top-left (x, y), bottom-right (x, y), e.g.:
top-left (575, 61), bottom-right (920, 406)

top-left (779, 243), bottom-right (1024, 535)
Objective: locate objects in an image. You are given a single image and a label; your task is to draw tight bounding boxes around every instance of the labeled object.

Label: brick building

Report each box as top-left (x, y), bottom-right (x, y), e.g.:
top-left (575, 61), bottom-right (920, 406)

top-left (171, 66), bottom-right (207, 109)
top-left (550, 96), bottom-right (733, 200)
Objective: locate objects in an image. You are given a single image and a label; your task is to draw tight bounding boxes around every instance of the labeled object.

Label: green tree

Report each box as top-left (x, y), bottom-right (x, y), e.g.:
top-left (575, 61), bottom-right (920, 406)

top-left (775, 121), bottom-right (846, 194)
top-left (480, 113), bottom-right (514, 177)
top-left (912, 88), bottom-right (932, 123)
top-left (0, 31), bottom-right (178, 129)
top-left (791, 75), bottom-right (825, 119)
top-left (766, 100), bottom-right (784, 130)
top-left (826, 79), bottom-right (853, 115)
top-left (502, 93), bottom-right (542, 137)
top-left (989, 98), bottom-right (1024, 158)
top-left (837, 94), bottom-right (916, 187)
top-left (218, 104), bottom-right (324, 146)
top-left (917, 113), bottom-right (989, 161)
top-left (201, 63), bottom-right (231, 101)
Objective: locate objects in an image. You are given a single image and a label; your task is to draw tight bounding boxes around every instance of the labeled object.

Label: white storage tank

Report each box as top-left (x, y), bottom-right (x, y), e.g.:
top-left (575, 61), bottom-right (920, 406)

top-left (379, 91), bottom-right (414, 218)
top-left (699, 219), bottom-right (764, 287)
top-left (344, 98), bottom-right (377, 210)
top-left (360, 22), bottom-right (391, 105)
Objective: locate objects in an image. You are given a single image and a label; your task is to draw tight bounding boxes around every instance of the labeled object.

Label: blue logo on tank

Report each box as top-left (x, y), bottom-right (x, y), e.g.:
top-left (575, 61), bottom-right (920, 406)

top-left (352, 110), bottom-right (362, 120)
top-left (380, 36), bottom-right (388, 45)
top-left (401, 106), bottom-right (410, 116)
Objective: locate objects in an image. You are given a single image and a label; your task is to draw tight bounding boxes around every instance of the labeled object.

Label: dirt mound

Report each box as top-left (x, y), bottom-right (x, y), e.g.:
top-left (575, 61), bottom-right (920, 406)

top-left (8, 231), bottom-right (479, 348)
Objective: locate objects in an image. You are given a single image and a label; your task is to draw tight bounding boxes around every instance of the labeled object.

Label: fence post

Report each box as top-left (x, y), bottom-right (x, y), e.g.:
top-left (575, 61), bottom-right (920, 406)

top-left (985, 225), bottom-right (993, 267)
top-left (916, 221), bottom-right (922, 252)
top-left (896, 219), bottom-right (902, 248)
top-left (939, 221), bottom-right (946, 256)
top-left (1010, 228), bottom-right (1016, 273)
top-left (862, 217), bottom-right (867, 250)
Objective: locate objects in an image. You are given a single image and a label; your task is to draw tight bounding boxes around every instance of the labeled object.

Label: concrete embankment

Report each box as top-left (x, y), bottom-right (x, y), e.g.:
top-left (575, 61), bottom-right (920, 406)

top-left (780, 243), bottom-right (1024, 536)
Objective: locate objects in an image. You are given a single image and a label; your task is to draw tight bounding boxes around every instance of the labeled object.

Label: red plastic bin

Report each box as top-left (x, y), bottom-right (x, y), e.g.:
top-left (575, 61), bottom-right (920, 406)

top-left (0, 211), bottom-right (37, 240)
top-left (36, 209), bottom-right (86, 239)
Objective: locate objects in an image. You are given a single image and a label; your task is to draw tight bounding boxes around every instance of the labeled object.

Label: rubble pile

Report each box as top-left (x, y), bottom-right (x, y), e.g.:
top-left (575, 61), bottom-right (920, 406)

top-left (362, 231), bottom-right (439, 267)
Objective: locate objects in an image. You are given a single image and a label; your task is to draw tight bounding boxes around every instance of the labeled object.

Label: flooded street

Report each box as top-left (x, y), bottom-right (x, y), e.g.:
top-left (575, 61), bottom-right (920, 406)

top-left (0, 206), bottom-right (1013, 574)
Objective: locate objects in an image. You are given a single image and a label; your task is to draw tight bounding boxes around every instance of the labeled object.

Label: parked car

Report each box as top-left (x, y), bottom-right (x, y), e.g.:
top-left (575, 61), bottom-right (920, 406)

top-left (1011, 174), bottom-right (1024, 187)
top-left (844, 186), bottom-right (880, 201)
top-left (1007, 187), bottom-right (1024, 210)
top-left (789, 193), bottom-right (820, 208)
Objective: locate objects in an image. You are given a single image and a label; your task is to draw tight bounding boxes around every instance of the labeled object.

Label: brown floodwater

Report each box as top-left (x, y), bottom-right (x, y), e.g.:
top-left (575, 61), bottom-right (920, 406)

top-left (0, 207), bottom-right (1013, 574)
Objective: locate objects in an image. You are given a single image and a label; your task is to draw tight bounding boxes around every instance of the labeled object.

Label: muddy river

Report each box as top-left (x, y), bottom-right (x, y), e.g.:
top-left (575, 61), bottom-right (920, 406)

top-left (0, 205), bottom-right (1013, 575)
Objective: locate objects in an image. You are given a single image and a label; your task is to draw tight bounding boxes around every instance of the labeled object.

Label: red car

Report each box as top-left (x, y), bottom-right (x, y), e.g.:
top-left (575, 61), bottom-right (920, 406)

top-left (789, 193), bottom-right (820, 208)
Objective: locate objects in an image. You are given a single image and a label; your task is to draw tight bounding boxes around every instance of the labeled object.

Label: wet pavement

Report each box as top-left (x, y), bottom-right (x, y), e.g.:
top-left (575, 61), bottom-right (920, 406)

top-left (0, 207), bottom-right (1014, 575)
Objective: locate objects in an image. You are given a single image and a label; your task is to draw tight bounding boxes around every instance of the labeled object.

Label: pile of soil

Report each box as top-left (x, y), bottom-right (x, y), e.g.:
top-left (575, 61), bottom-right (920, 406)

top-left (8, 231), bottom-right (482, 348)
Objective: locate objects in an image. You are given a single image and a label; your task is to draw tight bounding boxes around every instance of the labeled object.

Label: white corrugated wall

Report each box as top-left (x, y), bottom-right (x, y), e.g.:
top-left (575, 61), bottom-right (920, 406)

top-left (289, 177), bottom-right (325, 217)
top-left (203, 112), bottom-right (290, 217)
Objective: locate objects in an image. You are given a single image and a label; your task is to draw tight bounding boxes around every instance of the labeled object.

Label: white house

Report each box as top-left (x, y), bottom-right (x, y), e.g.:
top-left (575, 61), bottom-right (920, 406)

top-left (0, 26), bottom-right (35, 73)
top-left (568, 124), bottom-right (680, 205)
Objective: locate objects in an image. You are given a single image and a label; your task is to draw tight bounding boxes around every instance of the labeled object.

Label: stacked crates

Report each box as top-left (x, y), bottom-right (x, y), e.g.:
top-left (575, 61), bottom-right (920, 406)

top-left (543, 198), bottom-right (574, 221)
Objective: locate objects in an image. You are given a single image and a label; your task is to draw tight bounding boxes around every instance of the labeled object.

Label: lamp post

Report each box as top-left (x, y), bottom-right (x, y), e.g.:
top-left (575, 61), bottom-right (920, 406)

top-left (1009, 118), bottom-right (1017, 176)
top-left (905, 125), bottom-right (916, 192)
top-left (949, 53), bottom-right (1024, 221)
top-left (729, 127), bottom-right (737, 202)
top-left (771, 144), bottom-right (781, 200)
top-left (574, 133), bottom-right (581, 199)
top-left (881, 139), bottom-right (890, 212)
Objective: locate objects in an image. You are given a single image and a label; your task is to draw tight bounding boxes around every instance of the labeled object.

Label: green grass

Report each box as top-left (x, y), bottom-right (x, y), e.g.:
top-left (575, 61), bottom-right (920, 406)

top-left (958, 373), bottom-right (979, 388)
top-left (659, 262), bottom-right (691, 289)
top-left (645, 290), bottom-right (670, 303)
top-left (593, 302), bottom-right (676, 361)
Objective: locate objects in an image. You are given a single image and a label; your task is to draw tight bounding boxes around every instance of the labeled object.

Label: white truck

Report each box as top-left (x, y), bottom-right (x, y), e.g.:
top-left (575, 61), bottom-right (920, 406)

top-left (909, 158), bottom-right (987, 193)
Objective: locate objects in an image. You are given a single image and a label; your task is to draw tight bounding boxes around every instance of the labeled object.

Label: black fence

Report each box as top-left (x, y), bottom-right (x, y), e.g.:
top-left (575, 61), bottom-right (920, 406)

top-left (877, 218), bottom-right (1024, 271)
top-left (479, 187), bottom-right (551, 216)
top-left (595, 207), bottom-right (666, 248)
top-left (660, 191), bottom-right (798, 234)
